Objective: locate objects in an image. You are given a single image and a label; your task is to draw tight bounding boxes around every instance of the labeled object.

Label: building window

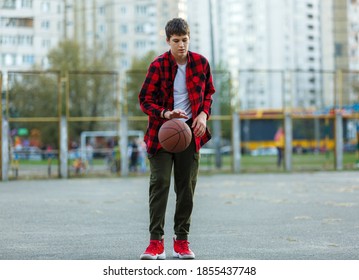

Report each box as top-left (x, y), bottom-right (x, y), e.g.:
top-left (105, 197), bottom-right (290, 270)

top-left (120, 42), bottom-right (128, 50)
top-left (121, 58), bottom-right (129, 68)
top-left (136, 5), bottom-right (147, 15)
top-left (8, 18), bottom-right (17, 27)
top-left (3, 53), bottom-right (17, 66)
top-left (42, 39), bottom-right (51, 48)
top-left (25, 35), bottom-right (33, 45)
top-left (23, 54), bottom-right (35, 64)
top-left (335, 43), bottom-right (343, 56)
top-left (99, 6), bottom-right (105, 15)
top-left (120, 6), bottom-right (126, 14)
top-left (3, 0), bottom-right (16, 9)
top-left (41, 20), bottom-right (50, 29)
top-left (99, 25), bottom-right (105, 33)
top-left (135, 40), bottom-right (146, 49)
top-left (42, 57), bottom-right (50, 68)
top-left (17, 35), bottom-right (24, 45)
top-left (120, 25), bottom-right (128, 34)
top-left (1, 36), bottom-right (10, 45)
top-left (41, 2), bottom-right (50, 12)
top-left (21, 0), bottom-right (33, 8)
top-left (135, 24), bottom-right (144, 33)
top-left (0, 35), bottom-right (33, 46)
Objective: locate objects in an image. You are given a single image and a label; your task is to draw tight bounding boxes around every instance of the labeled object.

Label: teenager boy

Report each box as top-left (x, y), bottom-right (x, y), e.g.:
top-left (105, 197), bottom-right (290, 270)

top-left (138, 17), bottom-right (215, 260)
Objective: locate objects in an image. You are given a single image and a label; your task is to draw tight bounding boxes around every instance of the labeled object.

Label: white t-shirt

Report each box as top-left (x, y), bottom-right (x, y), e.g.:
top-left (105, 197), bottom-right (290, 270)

top-left (174, 63), bottom-right (192, 121)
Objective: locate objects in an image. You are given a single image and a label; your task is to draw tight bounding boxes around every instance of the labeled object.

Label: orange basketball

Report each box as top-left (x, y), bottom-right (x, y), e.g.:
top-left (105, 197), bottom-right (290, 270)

top-left (158, 119), bottom-right (192, 153)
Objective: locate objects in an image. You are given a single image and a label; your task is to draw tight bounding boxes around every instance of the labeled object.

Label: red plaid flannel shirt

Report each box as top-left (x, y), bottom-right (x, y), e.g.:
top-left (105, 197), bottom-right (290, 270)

top-left (139, 50), bottom-right (216, 155)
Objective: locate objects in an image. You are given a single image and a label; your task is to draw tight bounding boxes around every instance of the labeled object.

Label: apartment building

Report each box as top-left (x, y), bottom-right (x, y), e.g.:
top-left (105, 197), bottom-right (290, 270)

top-left (0, 0), bottom-right (64, 73)
top-left (1, 0), bottom-right (358, 110)
top-left (53, 0), bottom-right (186, 72)
top-left (348, 0), bottom-right (359, 71)
top-left (189, 0), bottom-right (359, 111)
top-left (320, 0), bottom-right (358, 108)
top-left (186, 0), bottom-right (212, 63)
top-left (332, 0), bottom-right (359, 106)
top-left (0, 0), bottom-right (186, 76)
top-left (349, 0), bottom-right (359, 70)
top-left (195, 0), bottom-right (324, 110)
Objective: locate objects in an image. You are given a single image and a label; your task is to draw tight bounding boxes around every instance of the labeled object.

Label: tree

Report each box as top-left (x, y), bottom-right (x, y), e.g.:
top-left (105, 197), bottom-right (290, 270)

top-left (8, 40), bottom-right (118, 148)
top-left (7, 70), bottom-right (60, 148)
top-left (125, 51), bottom-right (156, 131)
top-left (213, 67), bottom-right (232, 142)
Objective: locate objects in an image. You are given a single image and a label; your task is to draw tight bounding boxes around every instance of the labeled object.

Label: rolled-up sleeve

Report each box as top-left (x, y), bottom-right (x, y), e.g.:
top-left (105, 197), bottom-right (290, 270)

top-left (202, 64), bottom-right (215, 119)
top-left (139, 62), bottom-right (163, 119)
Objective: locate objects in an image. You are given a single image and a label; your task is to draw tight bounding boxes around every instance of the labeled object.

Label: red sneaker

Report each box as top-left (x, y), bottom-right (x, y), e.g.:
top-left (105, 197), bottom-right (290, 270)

top-left (173, 238), bottom-right (195, 259)
top-left (140, 239), bottom-right (166, 260)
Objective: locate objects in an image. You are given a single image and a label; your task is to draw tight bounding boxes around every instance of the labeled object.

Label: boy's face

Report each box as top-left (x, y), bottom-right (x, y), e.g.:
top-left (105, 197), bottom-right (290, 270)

top-left (167, 34), bottom-right (190, 64)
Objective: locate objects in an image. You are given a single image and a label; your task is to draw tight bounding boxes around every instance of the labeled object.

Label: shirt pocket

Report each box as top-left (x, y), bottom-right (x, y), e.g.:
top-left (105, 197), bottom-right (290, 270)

top-left (193, 152), bottom-right (200, 161)
top-left (190, 73), bottom-right (206, 103)
top-left (157, 81), bottom-right (172, 106)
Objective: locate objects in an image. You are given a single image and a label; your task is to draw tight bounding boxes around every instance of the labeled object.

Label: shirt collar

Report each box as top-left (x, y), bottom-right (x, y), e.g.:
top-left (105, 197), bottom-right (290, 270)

top-left (168, 50), bottom-right (192, 69)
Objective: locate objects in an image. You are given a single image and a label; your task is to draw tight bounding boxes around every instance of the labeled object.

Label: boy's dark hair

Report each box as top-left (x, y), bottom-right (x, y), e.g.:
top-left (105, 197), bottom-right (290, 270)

top-left (165, 18), bottom-right (190, 39)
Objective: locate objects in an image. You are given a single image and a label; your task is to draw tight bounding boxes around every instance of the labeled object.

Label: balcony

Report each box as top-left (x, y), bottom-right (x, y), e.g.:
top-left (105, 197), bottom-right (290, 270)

top-left (0, 17), bottom-right (34, 28)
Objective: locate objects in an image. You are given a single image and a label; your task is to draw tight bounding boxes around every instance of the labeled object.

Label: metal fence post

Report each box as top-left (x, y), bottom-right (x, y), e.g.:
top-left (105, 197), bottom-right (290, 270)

top-left (1, 71), bottom-right (9, 181)
top-left (284, 113), bottom-right (292, 171)
top-left (231, 72), bottom-right (241, 173)
top-left (120, 114), bottom-right (128, 176)
top-left (335, 112), bottom-right (343, 170)
top-left (1, 118), bottom-right (9, 181)
top-left (232, 111), bottom-right (241, 173)
top-left (59, 116), bottom-right (68, 178)
top-left (0, 72), bottom-right (2, 181)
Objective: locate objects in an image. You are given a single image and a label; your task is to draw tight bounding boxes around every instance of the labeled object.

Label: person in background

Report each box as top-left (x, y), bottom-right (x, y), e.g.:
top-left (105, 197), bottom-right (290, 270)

top-left (129, 139), bottom-right (139, 172)
top-left (85, 142), bottom-right (94, 170)
top-left (274, 126), bottom-right (285, 168)
top-left (137, 138), bottom-right (147, 173)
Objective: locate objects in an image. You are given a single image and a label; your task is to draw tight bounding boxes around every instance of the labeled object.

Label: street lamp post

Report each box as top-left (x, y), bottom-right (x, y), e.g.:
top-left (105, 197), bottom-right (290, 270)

top-left (208, 0), bottom-right (222, 169)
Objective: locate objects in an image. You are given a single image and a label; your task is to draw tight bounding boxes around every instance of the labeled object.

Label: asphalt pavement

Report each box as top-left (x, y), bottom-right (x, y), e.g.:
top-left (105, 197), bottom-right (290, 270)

top-left (0, 171), bottom-right (358, 260)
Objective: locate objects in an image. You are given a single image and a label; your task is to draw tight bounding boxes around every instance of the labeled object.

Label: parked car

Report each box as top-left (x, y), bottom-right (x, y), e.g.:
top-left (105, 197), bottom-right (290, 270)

top-left (220, 145), bottom-right (232, 155)
top-left (344, 143), bottom-right (357, 153)
top-left (250, 146), bottom-right (278, 156)
top-left (13, 146), bottom-right (42, 161)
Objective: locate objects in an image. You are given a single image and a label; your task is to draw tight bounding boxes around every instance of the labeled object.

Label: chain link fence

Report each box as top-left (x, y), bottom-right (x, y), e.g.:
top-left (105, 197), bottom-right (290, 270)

top-left (4, 71), bottom-right (61, 179)
top-left (1, 69), bottom-right (358, 180)
top-left (66, 71), bottom-right (121, 177)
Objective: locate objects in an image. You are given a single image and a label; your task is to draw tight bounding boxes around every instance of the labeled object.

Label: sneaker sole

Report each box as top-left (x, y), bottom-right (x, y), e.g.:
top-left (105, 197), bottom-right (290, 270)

top-left (173, 250), bottom-right (195, 259)
top-left (140, 251), bottom-right (166, 260)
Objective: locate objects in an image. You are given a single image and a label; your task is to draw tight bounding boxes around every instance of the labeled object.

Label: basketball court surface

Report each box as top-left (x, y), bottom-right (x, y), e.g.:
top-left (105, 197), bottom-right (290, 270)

top-left (0, 171), bottom-right (358, 260)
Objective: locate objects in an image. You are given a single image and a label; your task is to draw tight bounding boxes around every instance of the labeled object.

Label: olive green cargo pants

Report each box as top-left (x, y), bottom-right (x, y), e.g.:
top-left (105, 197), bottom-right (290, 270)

top-left (147, 136), bottom-right (199, 241)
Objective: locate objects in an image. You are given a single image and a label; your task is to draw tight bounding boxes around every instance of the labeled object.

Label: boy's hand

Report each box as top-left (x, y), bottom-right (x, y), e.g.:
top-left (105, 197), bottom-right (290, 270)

top-left (164, 109), bottom-right (188, 120)
top-left (192, 111), bottom-right (207, 138)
